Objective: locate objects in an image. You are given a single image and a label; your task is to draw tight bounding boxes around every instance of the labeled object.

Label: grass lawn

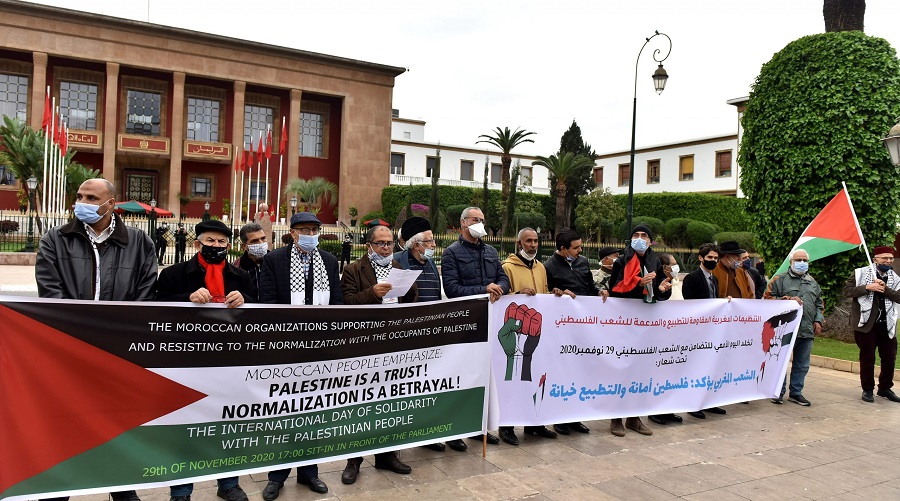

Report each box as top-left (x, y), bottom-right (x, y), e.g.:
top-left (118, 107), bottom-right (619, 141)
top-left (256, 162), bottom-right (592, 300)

top-left (813, 337), bottom-right (880, 366)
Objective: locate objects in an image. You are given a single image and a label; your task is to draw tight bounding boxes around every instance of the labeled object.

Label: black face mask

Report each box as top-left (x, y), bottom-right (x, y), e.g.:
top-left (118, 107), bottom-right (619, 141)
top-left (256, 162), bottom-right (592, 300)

top-left (200, 244), bottom-right (228, 264)
top-left (877, 263), bottom-right (892, 273)
top-left (702, 260), bottom-right (718, 271)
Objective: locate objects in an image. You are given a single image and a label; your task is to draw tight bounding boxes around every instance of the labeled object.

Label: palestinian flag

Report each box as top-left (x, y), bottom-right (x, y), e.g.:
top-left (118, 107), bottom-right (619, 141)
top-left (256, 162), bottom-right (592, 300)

top-left (773, 185), bottom-right (864, 276)
top-left (532, 373), bottom-right (546, 416)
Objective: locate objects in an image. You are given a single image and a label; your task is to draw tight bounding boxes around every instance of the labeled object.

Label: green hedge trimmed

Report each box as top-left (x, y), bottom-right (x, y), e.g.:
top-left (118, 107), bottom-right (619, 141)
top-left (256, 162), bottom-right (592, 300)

top-left (611, 193), bottom-right (749, 232)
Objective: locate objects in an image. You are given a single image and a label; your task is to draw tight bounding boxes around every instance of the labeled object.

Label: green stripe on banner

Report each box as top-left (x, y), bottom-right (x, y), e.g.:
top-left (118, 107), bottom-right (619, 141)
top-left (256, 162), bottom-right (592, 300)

top-left (773, 238), bottom-right (858, 276)
top-left (3, 388), bottom-right (484, 497)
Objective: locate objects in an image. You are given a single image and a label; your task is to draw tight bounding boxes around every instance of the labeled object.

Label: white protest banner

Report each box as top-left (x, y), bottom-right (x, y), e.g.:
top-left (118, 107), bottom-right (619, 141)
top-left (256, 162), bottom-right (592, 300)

top-left (490, 296), bottom-right (801, 425)
top-left (0, 296), bottom-right (489, 501)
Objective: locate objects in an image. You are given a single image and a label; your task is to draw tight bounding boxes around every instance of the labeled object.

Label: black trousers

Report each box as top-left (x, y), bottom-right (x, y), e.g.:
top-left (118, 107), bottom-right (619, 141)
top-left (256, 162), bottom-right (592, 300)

top-left (854, 322), bottom-right (897, 392)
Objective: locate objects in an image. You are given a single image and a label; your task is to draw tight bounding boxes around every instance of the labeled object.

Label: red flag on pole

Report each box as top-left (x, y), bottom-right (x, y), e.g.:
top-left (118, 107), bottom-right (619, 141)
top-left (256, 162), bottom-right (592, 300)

top-left (265, 128), bottom-right (272, 160)
top-left (60, 123), bottom-right (68, 156)
top-left (248, 136), bottom-right (255, 166)
top-left (242, 145), bottom-right (249, 172)
top-left (279, 119), bottom-right (286, 155)
top-left (234, 147), bottom-right (241, 172)
top-left (257, 132), bottom-right (264, 163)
top-left (41, 88), bottom-right (51, 134)
top-left (54, 114), bottom-right (63, 145)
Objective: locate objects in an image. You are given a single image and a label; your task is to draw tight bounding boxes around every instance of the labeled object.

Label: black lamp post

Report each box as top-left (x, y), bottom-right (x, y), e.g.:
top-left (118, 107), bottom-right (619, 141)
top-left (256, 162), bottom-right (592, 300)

top-left (626, 30), bottom-right (672, 238)
top-left (290, 195), bottom-right (297, 216)
top-left (882, 119), bottom-right (900, 166)
top-left (25, 176), bottom-right (37, 252)
top-left (203, 201), bottom-right (211, 222)
top-left (149, 198), bottom-right (157, 237)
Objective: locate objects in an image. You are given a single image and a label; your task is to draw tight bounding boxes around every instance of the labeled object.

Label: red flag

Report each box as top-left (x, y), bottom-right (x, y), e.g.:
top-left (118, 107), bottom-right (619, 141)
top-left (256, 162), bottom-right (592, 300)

top-left (234, 147), bottom-right (241, 172)
top-left (60, 123), bottom-right (68, 156)
top-left (265, 128), bottom-right (272, 160)
top-left (41, 89), bottom-right (51, 134)
top-left (612, 254), bottom-right (642, 294)
top-left (247, 137), bottom-right (255, 168)
top-left (279, 119), bottom-right (286, 155)
top-left (257, 133), bottom-right (264, 164)
top-left (242, 146), bottom-right (249, 172)
top-left (54, 114), bottom-right (62, 145)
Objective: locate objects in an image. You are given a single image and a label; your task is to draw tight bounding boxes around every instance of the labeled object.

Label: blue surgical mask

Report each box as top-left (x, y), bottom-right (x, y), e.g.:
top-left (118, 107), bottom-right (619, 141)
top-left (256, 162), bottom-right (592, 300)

top-left (877, 263), bottom-right (892, 273)
top-left (369, 251), bottom-right (393, 267)
top-left (631, 238), bottom-right (648, 253)
top-left (74, 199), bottom-right (112, 224)
top-left (296, 234), bottom-right (318, 253)
top-left (423, 248), bottom-right (435, 260)
top-left (792, 261), bottom-right (809, 274)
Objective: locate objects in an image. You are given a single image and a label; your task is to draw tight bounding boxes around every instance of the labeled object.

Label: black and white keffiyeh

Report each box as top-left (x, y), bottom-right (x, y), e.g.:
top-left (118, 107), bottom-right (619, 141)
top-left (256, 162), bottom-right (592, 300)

top-left (290, 247), bottom-right (331, 305)
top-left (855, 266), bottom-right (899, 337)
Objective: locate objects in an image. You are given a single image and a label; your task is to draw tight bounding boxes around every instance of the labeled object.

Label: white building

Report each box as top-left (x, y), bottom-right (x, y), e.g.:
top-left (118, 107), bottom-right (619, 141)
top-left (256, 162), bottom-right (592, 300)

top-left (390, 97), bottom-right (749, 198)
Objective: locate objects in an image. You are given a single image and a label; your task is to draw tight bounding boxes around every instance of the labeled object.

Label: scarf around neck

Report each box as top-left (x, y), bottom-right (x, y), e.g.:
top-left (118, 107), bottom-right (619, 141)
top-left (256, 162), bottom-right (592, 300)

top-left (197, 253), bottom-right (226, 298)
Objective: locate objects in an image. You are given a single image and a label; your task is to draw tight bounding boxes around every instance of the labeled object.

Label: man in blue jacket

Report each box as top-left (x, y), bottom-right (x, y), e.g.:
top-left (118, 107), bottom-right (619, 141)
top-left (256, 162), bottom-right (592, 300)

top-left (442, 206), bottom-right (509, 445)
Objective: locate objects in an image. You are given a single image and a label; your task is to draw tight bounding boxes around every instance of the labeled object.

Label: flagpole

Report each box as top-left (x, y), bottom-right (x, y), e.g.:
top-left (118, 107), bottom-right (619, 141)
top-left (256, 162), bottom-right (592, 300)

top-left (246, 136), bottom-right (254, 225)
top-left (256, 130), bottom-right (262, 217)
top-left (275, 116), bottom-right (285, 225)
top-left (264, 125), bottom-right (271, 206)
top-left (231, 145), bottom-right (238, 228)
top-left (41, 90), bottom-right (51, 218)
top-left (842, 181), bottom-right (875, 271)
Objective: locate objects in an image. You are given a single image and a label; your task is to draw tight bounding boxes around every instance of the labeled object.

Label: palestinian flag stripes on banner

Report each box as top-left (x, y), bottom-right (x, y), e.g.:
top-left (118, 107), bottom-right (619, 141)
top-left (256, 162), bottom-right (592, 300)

top-left (773, 185), bottom-right (864, 276)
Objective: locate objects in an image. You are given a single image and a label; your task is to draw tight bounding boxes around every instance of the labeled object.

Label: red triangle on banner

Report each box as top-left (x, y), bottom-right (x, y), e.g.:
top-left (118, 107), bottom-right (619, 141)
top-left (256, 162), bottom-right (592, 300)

top-left (0, 305), bottom-right (207, 494)
top-left (802, 189), bottom-right (863, 245)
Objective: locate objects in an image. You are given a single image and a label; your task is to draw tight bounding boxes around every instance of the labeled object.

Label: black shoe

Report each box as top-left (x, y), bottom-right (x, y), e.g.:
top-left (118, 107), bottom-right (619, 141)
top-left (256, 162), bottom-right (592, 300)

top-left (705, 407), bottom-right (727, 415)
top-left (789, 394), bottom-right (811, 406)
top-left (422, 442), bottom-right (446, 451)
top-left (170, 496), bottom-right (191, 501)
top-left (688, 411), bottom-right (706, 419)
top-left (648, 414), bottom-right (667, 425)
top-left (446, 439), bottom-right (467, 451)
top-left (261, 481), bottom-right (282, 501)
top-left (771, 397), bottom-right (784, 404)
top-left (298, 476), bottom-right (328, 494)
top-left (374, 453), bottom-right (411, 474)
top-left (524, 426), bottom-right (558, 439)
top-left (499, 428), bottom-right (519, 445)
top-left (341, 458), bottom-right (362, 485)
top-left (667, 414), bottom-right (684, 423)
top-left (862, 390), bottom-right (875, 403)
top-left (468, 433), bottom-right (499, 444)
top-left (553, 424), bottom-right (570, 435)
top-left (877, 388), bottom-right (900, 402)
top-left (111, 491), bottom-right (140, 501)
top-left (216, 486), bottom-right (247, 501)
top-left (568, 422), bottom-right (590, 433)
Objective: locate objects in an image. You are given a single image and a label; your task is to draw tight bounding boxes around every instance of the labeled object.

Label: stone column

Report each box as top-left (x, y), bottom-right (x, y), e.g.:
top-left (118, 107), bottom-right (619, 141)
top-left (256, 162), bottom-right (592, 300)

top-left (289, 89), bottom-right (302, 177)
top-left (102, 62), bottom-right (119, 185)
top-left (30, 52), bottom-right (48, 131)
top-left (231, 81), bottom-right (246, 222)
top-left (168, 71), bottom-right (185, 212)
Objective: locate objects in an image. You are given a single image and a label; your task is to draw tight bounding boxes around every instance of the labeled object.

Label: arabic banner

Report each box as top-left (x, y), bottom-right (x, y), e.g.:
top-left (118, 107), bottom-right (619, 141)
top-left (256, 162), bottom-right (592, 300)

top-left (0, 297), bottom-right (490, 501)
top-left (490, 296), bottom-right (801, 425)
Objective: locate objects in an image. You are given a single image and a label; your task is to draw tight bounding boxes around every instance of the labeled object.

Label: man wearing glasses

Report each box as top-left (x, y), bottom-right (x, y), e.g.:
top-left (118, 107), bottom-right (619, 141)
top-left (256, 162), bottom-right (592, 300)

top-left (442, 206), bottom-right (510, 446)
top-left (764, 249), bottom-right (823, 406)
top-left (339, 224), bottom-right (417, 484)
top-left (844, 246), bottom-right (900, 404)
top-left (258, 212), bottom-right (340, 499)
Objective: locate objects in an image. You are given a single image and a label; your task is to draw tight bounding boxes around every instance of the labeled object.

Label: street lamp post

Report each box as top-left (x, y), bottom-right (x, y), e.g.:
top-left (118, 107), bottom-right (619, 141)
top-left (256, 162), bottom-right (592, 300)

top-left (882, 119), bottom-right (900, 166)
top-left (625, 30), bottom-right (672, 238)
top-left (290, 195), bottom-right (297, 215)
top-left (25, 176), bottom-right (37, 252)
top-left (203, 201), bottom-right (211, 222)
top-left (149, 198), bottom-right (157, 239)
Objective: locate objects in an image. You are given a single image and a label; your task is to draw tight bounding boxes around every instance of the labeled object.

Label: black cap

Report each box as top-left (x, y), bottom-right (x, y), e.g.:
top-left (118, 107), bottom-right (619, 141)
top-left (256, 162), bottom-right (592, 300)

top-left (718, 241), bottom-right (746, 255)
top-left (631, 224), bottom-right (653, 241)
top-left (598, 246), bottom-right (621, 260)
top-left (290, 212), bottom-right (322, 227)
top-left (195, 220), bottom-right (231, 239)
top-left (400, 217), bottom-right (431, 241)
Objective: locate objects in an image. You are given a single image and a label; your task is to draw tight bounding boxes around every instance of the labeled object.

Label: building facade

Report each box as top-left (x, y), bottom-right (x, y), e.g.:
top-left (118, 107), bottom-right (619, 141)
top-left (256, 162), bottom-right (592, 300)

top-left (0, 0), bottom-right (404, 223)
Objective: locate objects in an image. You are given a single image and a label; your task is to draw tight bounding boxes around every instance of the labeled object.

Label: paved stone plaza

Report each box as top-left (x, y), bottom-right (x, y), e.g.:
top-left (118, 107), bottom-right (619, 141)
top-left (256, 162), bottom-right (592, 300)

top-left (2, 266), bottom-right (899, 500)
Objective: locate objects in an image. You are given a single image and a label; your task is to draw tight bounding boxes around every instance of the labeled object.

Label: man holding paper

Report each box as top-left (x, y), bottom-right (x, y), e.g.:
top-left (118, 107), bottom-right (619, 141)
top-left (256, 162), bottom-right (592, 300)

top-left (339, 224), bottom-right (417, 484)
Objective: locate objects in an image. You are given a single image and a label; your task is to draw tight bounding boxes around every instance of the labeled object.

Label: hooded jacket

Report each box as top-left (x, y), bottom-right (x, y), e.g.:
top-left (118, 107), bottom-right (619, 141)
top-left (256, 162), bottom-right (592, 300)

top-left (502, 253), bottom-right (550, 294)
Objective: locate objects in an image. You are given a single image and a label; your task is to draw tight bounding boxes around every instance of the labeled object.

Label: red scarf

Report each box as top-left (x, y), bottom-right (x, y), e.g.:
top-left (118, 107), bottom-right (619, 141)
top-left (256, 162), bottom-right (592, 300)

top-left (612, 253), bottom-right (643, 294)
top-left (197, 253), bottom-right (226, 298)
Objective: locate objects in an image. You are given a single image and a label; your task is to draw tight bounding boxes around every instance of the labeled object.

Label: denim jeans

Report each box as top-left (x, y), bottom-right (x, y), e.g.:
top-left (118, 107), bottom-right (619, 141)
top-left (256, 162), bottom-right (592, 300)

top-left (781, 337), bottom-right (814, 397)
top-left (268, 465), bottom-right (319, 483)
top-left (170, 477), bottom-right (238, 497)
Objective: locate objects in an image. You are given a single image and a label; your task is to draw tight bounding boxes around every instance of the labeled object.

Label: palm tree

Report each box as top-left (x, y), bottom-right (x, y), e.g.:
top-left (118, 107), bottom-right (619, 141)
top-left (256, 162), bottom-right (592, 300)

top-left (476, 126), bottom-right (535, 232)
top-left (533, 152), bottom-right (595, 231)
top-left (283, 176), bottom-right (338, 214)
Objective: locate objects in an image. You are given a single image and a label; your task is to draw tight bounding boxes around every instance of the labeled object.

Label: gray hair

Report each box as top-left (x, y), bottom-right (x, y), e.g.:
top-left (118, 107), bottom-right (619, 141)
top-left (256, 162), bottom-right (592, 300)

top-left (790, 248), bottom-right (808, 260)
top-left (239, 222), bottom-right (263, 244)
top-left (516, 227), bottom-right (537, 249)
top-left (407, 231), bottom-right (427, 248)
top-left (366, 225), bottom-right (392, 243)
top-left (460, 206), bottom-right (481, 222)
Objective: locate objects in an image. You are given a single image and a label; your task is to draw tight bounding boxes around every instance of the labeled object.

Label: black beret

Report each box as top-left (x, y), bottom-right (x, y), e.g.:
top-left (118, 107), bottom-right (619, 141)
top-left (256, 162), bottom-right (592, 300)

top-left (290, 212), bottom-right (322, 227)
top-left (598, 246), bottom-right (621, 260)
top-left (195, 220), bottom-right (231, 239)
top-left (400, 217), bottom-right (431, 241)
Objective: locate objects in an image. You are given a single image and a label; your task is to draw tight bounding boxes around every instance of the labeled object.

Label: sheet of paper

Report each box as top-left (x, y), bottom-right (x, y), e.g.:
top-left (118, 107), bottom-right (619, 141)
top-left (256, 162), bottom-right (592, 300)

top-left (383, 268), bottom-right (422, 299)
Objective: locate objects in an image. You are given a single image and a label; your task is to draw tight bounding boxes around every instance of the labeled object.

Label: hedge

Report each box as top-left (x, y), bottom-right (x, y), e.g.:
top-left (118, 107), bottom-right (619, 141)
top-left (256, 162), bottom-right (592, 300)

top-left (610, 192), bottom-right (750, 233)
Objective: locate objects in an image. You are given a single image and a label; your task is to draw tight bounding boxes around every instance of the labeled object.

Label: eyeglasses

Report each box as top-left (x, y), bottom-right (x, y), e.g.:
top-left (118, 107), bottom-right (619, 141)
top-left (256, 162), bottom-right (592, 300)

top-left (292, 227), bottom-right (320, 235)
top-left (792, 258), bottom-right (809, 263)
top-left (466, 217), bottom-right (485, 224)
top-left (875, 257), bottom-right (895, 262)
top-left (369, 241), bottom-right (394, 249)
top-left (420, 239), bottom-right (435, 244)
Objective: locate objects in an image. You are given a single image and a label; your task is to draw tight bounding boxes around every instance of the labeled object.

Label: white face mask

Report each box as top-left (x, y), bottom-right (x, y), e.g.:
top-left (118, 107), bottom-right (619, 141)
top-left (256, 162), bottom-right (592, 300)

top-left (247, 242), bottom-right (268, 258)
top-left (423, 247), bottom-right (435, 260)
top-left (519, 248), bottom-right (537, 261)
top-left (467, 222), bottom-right (488, 239)
top-left (670, 264), bottom-right (680, 275)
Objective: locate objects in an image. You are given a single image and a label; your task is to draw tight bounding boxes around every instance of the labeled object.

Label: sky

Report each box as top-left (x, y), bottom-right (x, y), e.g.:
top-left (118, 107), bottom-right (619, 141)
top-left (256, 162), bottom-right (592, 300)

top-left (25, 0), bottom-right (900, 156)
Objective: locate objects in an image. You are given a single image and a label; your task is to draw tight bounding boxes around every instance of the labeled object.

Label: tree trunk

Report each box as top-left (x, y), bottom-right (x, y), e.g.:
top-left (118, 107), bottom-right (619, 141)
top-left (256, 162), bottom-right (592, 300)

top-left (823, 0), bottom-right (865, 32)
top-left (555, 182), bottom-right (567, 232)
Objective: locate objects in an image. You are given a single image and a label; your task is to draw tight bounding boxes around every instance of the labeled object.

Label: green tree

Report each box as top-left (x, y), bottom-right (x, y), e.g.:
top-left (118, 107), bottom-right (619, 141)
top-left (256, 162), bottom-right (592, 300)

top-left (554, 120), bottom-right (597, 228)
top-left (824, 0), bottom-right (865, 32)
top-left (504, 161), bottom-right (520, 238)
top-left (476, 126), bottom-right (535, 234)
top-left (534, 152), bottom-right (595, 231)
top-left (574, 188), bottom-right (623, 242)
top-left (283, 177), bottom-right (338, 213)
top-left (739, 31), bottom-right (900, 311)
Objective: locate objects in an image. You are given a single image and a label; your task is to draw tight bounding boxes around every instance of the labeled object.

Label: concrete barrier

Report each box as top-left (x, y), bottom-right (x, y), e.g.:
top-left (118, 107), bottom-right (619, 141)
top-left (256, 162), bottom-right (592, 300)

top-left (0, 252), bottom-right (36, 265)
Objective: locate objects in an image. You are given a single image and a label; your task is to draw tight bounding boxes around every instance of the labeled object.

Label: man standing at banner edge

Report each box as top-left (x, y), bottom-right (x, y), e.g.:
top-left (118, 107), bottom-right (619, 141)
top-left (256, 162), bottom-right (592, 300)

top-left (154, 219), bottom-right (251, 501)
top-left (34, 178), bottom-right (157, 501)
top-left (844, 246), bottom-right (900, 404)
